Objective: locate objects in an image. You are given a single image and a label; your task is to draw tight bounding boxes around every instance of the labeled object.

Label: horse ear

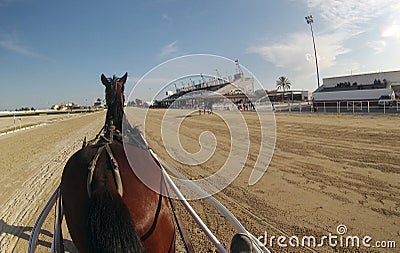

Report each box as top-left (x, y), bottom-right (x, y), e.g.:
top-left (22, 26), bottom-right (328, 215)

top-left (120, 72), bottom-right (128, 86)
top-left (101, 74), bottom-right (108, 86)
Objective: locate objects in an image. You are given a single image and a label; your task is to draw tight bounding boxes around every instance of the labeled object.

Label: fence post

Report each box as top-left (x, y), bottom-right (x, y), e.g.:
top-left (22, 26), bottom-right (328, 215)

top-left (324, 102), bottom-right (326, 113)
top-left (397, 100), bottom-right (399, 112)
top-left (383, 103), bottom-right (386, 114)
top-left (360, 101), bottom-right (363, 111)
top-left (368, 101), bottom-right (370, 113)
top-left (353, 102), bottom-right (355, 113)
top-left (299, 102), bottom-right (302, 112)
top-left (346, 101), bottom-right (349, 111)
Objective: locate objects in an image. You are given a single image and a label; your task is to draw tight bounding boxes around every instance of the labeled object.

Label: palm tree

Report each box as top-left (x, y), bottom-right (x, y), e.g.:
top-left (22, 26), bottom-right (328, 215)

top-left (276, 76), bottom-right (291, 102)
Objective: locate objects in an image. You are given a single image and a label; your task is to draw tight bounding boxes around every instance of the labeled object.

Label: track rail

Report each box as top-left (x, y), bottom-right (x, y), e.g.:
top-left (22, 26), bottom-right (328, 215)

top-left (149, 149), bottom-right (270, 253)
top-left (28, 187), bottom-right (60, 253)
top-left (28, 147), bottom-right (271, 252)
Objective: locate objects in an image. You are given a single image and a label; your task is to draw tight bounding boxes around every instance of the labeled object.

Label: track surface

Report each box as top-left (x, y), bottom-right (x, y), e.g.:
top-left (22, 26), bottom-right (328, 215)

top-left (1, 108), bottom-right (399, 252)
top-left (127, 108), bottom-right (400, 252)
top-left (0, 112), bottom-right (105, 253)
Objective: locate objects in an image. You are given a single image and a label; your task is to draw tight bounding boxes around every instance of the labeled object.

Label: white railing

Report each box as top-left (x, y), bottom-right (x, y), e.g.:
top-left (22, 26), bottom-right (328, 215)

top-left (28, 187), bottom-right (62, 253)
top-left (149, 149), bottom-right (270, 253)
top-left (272, 100), bottom-right (400, 114)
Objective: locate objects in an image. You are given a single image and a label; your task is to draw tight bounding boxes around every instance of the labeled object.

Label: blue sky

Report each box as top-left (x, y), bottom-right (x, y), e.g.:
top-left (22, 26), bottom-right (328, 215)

top-left (1, 0), bottom-right (399, 110)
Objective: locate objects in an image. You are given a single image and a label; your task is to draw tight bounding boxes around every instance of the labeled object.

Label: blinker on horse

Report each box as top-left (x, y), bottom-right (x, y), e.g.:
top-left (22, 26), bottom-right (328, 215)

top-left (60, 72), bottom-right (176, 252)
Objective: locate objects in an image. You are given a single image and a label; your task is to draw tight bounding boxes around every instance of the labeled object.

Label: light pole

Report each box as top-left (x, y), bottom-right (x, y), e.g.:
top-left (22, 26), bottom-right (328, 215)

top-left (305, 15), bottom-right (320, 88)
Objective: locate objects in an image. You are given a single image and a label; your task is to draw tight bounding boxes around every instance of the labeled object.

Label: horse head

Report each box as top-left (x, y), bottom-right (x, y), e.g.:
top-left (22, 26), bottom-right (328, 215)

top-left (101, 72), bottom-right (128, 132)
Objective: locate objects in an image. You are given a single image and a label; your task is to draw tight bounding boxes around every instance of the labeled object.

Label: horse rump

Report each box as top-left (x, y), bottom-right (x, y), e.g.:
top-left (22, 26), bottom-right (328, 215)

top-left (88, 189), bottom-right (144, 253)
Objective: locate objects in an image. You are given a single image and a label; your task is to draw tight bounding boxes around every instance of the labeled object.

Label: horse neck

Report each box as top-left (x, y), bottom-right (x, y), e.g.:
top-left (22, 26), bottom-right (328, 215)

top-left (106, 102), bottom-right (125, 132)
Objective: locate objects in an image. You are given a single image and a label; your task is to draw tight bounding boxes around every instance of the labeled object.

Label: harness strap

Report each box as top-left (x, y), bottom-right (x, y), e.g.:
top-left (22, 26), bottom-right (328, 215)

top-left (140, 171), bottom-right (165, 242)
top-left (86, 123), bottom-right (125, 199)
top-left (104, 144), bottom-right (124, 197)
top-left (140, 191), bottom-right (163, 242)
top-left (87, 146), bottom-right (105, 198)
top-left (86, 144), bottom-right (124, 198)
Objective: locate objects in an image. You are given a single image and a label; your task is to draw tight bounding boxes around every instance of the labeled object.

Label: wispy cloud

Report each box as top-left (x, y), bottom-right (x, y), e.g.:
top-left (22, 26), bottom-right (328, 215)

top-left (247, 31), bottom-right (349, 72)
top-left (305, 0), bottom-right (394, 32)
top-left (161, 13), bottom-right (172, 22)
top-left (0, 0), bottom-right (25, 7)
top-left (381, 20), bottom-right (400, 39)
top-left (248, 0), bottom-right (400, 82)
top-left (0, 0), bottom-right (13, 7)
top-left (366, 40), bottom-right (386, 54)
top-left (159, 40), bottom-right (178, 58)
top-left (0, 32), bottom-right (47, 59)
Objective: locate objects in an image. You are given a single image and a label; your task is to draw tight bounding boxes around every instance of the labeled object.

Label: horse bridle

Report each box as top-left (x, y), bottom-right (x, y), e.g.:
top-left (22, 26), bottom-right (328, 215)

top-left (105, 76), bottom-right (121, 106)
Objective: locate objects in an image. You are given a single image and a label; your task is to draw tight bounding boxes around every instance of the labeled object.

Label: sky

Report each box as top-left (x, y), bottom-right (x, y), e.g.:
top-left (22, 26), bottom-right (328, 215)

top-left (1, 0), bottom-right (400, 110)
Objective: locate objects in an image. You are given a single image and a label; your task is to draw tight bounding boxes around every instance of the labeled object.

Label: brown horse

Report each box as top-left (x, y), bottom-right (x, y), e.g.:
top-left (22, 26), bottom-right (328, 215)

top-left (60, 73), bottom-right (176, 252)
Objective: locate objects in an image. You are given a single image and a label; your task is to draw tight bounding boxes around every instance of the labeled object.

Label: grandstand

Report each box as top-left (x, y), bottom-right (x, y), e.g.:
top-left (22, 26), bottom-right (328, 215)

top-left (151, 62), bottom-right (255, 110)
top-left (312, 70), bottom-right (400, 105)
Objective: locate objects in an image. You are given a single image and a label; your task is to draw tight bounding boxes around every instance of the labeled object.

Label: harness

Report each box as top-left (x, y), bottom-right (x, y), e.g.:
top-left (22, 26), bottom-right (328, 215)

top-left (85, 125), bottom-right (124, 198)
top-left (84, 122), bottom-right (193, 251)
top-left (84, 118), bottom-right (148, 198)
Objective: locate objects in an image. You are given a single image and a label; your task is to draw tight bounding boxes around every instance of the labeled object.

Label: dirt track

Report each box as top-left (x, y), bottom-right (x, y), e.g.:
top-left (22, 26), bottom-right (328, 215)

top-left (0, 108), bottom-right (399, 252)
top-left (0, 111), bottom-right (105, 253)
top-left (127, 108), bottom-right (400, 252)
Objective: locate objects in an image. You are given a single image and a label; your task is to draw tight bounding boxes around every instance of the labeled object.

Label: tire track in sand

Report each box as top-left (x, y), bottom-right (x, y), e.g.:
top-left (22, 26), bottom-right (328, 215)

top-left (0, 112), bottom-right (105, 253)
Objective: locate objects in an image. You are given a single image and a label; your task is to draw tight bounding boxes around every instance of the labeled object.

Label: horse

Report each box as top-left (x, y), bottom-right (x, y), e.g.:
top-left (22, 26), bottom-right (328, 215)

top-left (60, 72), bottom-right (176, 252)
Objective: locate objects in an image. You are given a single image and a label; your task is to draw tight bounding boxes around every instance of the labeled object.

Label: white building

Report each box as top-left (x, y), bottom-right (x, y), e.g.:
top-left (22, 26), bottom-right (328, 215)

top-left (312, 70), bottom-right (400, 104)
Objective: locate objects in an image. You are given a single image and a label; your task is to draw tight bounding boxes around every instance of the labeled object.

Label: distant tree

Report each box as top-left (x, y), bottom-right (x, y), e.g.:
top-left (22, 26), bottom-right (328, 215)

top-left (94, 98), bottom-right (103, 107)
top-left (135, 98), bottom-right (143, 106)
top-left (276, 76), bottom-right (291, 102)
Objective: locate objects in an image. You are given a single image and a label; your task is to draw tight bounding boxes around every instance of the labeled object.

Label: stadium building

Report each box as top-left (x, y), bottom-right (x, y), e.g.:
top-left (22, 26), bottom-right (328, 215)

top-left (312, 70), bottom-right (400, 106)
top-left (152, 61), bottom-right (255, 110)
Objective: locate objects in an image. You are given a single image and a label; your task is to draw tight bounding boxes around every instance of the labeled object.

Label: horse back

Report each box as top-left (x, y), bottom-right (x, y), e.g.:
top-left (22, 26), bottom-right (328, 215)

top-left (61, 142), bottom-right (175, 252)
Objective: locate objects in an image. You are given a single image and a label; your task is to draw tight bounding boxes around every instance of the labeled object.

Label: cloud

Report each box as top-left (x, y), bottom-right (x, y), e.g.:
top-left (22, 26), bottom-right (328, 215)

top-left (247, 31), bottom-right (349, 71)
top-left (0, 32), bottom-right (47, 59)
top-left (305, 0), bottom-right (394, 32)
top-left (366, 40), bottom-right (386, 54)
top-left (0, 0), bottom-right (13, 6)
top-left (248, 0), bottom-right (400, 84)
top-left (161, 13), bottom-right (171, 22)
top-left (0, 0), bottom-right (25, 7)
top-left (304, 0), bottom-right (400, 42)
top-left (159, 40), bottom-right (178, 58)
top-left (381, 20), bottom-right (400, 39)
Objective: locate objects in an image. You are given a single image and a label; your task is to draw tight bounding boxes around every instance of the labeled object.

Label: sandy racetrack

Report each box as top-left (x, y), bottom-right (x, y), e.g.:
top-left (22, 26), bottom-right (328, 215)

top-left (0, 109), bottom-right (399, 252)
top-left (127, 108), bottom-right (400, 253)
top-left (0, 112), bottom-right (105, 253)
